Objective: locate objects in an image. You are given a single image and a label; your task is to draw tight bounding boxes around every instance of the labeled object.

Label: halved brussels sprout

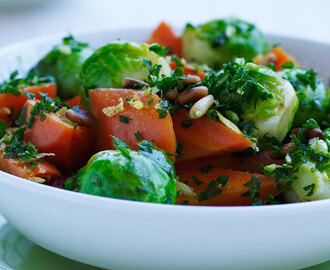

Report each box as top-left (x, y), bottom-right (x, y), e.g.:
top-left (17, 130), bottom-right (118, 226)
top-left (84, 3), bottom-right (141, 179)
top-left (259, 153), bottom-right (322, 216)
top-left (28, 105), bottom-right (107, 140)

top-left (264, 122), bottom-right (330, 202)
top-left (204, 59), bottom-right (298, 141)
top-left (29, 36), bottom-right (94, 100)
top-left (241, 63), bottom-right (298, 141)
top-left (76, 138), bottom-right (177, 204)
top-left (79, 40), bottom-right (171, 97)
top-left (292, 159), bottom-right (330, 201)
top-left (183, 18), bottom-right (269, 69)
top-left (279, 67), bottom-right (330, 128)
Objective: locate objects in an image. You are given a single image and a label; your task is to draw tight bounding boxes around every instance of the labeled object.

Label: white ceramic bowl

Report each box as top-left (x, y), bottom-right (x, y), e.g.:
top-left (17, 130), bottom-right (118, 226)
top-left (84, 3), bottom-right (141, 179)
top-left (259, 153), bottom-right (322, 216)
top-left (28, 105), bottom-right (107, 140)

top-left (0, 29), bottom-right (330, 270)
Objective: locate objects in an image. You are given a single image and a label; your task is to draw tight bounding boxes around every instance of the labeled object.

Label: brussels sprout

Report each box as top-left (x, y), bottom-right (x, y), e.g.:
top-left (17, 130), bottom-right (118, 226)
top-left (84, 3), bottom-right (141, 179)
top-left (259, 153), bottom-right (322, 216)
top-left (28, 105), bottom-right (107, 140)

top-left (29, 36), bottom-right (94, 100)
top-left (264, 121), bottom-right (330, 202)
top-left (279, 67), bottom-right (330, 128)
top-left (183, 18), bottom-right (269, 69)
top-left (76, 138), bottom-right (177, 204)
top-left (203, 59), bottom-right (298, 141)
top-left (79, 40), bottom-right (171, 98)
top-left (241, 63), bottom-right (298, 140)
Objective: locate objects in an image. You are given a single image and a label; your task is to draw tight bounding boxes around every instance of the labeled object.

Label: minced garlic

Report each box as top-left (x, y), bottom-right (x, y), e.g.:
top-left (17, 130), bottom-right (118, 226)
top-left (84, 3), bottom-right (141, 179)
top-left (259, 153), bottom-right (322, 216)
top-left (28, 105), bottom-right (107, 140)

top-left (56, 107), bottom-right (68, 118)
top-left (132, 100), bottom-right (144, 109)
top-left (0, 107), bottom-right (11, 115)
top-left (102, 98), bottom-right (125, 117)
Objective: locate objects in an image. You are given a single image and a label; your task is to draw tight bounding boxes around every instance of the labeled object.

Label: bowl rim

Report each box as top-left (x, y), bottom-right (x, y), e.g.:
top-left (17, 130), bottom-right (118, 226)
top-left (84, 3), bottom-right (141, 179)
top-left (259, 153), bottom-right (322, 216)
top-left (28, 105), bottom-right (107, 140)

top-left (1, 28), bottom-right (330, 215)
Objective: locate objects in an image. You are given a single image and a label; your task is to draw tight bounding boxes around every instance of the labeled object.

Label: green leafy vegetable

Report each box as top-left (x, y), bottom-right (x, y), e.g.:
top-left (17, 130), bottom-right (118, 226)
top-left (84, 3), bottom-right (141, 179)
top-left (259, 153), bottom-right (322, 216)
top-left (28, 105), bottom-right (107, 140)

top-left (279, 67), bottom-right (330, 128)
top-left (183, 17), bottom-right (269, 68)
top-left (76, 137), bottom-right (177, 204)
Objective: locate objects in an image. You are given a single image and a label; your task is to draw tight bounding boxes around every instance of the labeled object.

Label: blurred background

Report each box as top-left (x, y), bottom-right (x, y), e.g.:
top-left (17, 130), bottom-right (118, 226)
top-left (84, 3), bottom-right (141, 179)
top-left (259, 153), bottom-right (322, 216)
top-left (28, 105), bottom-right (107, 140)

top-left (0, 0), bottom-right (328, 47)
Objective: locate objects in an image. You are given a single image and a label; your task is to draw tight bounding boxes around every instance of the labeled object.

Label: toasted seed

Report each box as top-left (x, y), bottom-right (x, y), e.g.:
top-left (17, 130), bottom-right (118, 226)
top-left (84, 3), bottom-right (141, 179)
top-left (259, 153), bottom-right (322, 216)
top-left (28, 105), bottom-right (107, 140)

top-left (280, 142), bottom-right (296, 157)
top-left (122, 77), bottom-right (150, 89)
top-left (306, 128), bottom-right (324, 140)
top-left (65, 109), bottom-right (94, 127)
top-left (260, 52), bottom-right (277, 67)
top-left (177, 86), bottom-right (208, 105)
top-left (290, 128), bottom-right (302, 136)
top-left (165, 89), bottom-right (179, 101)
top-left (189, 95), bottom-right (214, 119)
top-left (181, 74), bottom-right (201, 85)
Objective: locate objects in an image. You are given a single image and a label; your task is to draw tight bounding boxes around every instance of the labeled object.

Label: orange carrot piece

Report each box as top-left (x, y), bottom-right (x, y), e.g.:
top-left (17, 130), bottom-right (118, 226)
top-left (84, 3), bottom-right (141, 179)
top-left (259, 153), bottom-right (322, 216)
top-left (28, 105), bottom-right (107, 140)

top-left (176, 167), bottom-right (277, 206)
top-left (24, 100), bottom-right (95, 169)
top-left (146, 22), bottom-right (183, 57)
top-left (255, 47), bottom-right (299, 72)
top-left (65, 95), bottom-right (85, 110)
top-left (89, 88), bottom-right (177, 156)
top-left (271, 47), bottom-right (299, 71)
top-left (0, 150), bottom-right (60, 181)
top-left (176, 151), bottom-right (283, 174)
top-left (0, 83), bottom-right (57, 125)
top-left (170, 62), bottom-right (206, 80)
top-left (172, 110), bottom-right (254, 162)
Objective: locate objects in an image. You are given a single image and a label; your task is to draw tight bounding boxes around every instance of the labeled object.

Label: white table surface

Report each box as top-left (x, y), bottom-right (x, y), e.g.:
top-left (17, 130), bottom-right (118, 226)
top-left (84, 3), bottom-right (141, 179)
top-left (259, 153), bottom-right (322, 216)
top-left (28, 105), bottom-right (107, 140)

top-left (0, 0), bottom-right (329, 47)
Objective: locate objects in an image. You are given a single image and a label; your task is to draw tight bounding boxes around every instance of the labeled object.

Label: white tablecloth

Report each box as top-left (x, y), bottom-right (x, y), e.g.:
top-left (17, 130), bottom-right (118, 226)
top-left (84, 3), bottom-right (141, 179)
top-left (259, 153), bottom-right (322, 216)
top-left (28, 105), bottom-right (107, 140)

top-left (0, 0), bottom-right (329, 47)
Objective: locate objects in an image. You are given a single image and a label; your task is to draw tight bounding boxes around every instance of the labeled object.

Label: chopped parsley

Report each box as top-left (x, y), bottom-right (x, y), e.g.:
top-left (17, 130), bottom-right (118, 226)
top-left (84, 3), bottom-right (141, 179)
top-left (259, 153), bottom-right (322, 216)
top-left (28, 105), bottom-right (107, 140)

top-left (61, 35), bottom-right (89, 52)
top-left (0, 120), bottom-right (7, 138)
top-left (144, 60), bottom-right (186, 96)
top-left (176, 143), bottom-right (183, 158)
top-left (119, 115), bottom-right (132, 124)
top-left (197, 175), bottom-right (229, 202)
top-left (241, 175), bottom-right (263, 206)
top-left (181, 200), bottom-right (189, 205)
top-left (264, 119), bottom-right (330, 193)
top-left (198, 179), bottom-right (222, 202)
top-left (216, 175), bottom-right (230, 187)
top-left (27, 93), bottom-right (70, 128)
top-left (181, 114), bottom-right (193, 129)
top-left (0, 70), bottom-right (53, 96)
top-left (148, 44), bottom-right (170, 57)
top-left (156, 100), bottom-right (171, 119)
top-left (199, 165), bottom-right (213, 173)
top-left (0, 128), bottom-right (48, 167)
top-left (192, 175), bottom-right (203, 186)
top-left (281, 61), bottom-right (295, 69)
top-left (303, 183), bottom-right (315, 197)
top-left (135, 131), bottom-right (143, 141)
top-left (145, 97), bottom-right (154, 109)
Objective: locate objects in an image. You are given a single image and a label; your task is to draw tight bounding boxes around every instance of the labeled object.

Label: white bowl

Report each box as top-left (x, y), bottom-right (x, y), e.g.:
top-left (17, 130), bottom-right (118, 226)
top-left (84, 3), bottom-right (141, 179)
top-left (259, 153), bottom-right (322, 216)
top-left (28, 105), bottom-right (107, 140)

top-left (0, 29), bottom-right (330, 270)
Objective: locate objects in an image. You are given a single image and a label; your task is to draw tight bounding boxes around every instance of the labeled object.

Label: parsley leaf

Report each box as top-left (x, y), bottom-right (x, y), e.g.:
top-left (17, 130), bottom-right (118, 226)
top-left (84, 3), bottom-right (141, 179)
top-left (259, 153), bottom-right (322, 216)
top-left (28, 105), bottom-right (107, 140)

top-left (199, 165), bottom-right (213, 173)
top-left (241, 176), bottom-right (263, 206)
top-left (135, 131), bottom-right (142, 141)
top-left (198, 180), bottom-right (222, 202)
top-left (216, 175), bottom-right (230, 187)
top-left (192, 175), bottom-right (203, 186)
top-left (303, 183), bottom-right (315, 197)
top-left (119, 115), bottom-right (132, 124)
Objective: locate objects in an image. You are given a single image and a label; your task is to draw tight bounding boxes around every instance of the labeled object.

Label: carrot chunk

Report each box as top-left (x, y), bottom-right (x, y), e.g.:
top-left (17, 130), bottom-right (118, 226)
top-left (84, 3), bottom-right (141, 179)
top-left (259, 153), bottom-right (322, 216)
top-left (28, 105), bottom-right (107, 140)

top-left (24, 100), bottom-right (95, 169)
top-left (0, 83), bottom-right (57, 124)
top-left (0, 150), bottom-right (60, 181)
top-left (172, 110), bottom-right (254, 161)
top-left (146, 22), bottom-right (183, 57)
top-left (89, 88), bottom-right (177, 156)
top-left (176, 167), bottom-right (277, 206)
